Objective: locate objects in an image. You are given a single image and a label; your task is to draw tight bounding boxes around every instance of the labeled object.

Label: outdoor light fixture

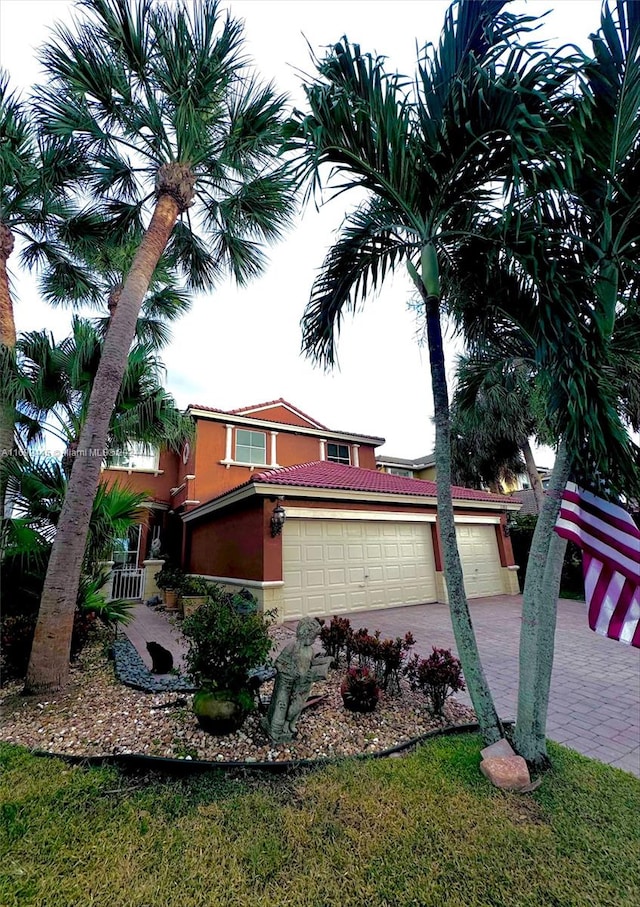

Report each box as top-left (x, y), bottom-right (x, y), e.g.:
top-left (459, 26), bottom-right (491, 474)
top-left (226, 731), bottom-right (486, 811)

top-left (270, 503), bottom-right (286, 537)
top-left (502, 512), bottom-right (515, 537)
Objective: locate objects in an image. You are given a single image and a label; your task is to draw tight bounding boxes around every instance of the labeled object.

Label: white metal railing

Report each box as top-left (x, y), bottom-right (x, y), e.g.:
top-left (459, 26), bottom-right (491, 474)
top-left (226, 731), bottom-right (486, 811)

top-left (111, 566), bottom-right (145, 601)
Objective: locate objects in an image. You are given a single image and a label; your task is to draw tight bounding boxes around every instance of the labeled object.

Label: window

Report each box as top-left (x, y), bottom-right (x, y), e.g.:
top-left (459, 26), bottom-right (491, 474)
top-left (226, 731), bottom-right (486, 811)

top-left (111, 441), bottom-right (159, 471)
top-left (236, 429), bottom-right (266, 465)
top-left (327, 443), bottom-right (351, 465)
top-left (112, 524), bottom-right (141, 567)
top-left (389, 467), bottom-right (413, 477)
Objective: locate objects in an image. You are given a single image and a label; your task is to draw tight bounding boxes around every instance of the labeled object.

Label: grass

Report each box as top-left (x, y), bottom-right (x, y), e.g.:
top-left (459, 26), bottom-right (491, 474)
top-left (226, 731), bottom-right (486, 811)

top-left (1, 734), bottom-right (638, 907)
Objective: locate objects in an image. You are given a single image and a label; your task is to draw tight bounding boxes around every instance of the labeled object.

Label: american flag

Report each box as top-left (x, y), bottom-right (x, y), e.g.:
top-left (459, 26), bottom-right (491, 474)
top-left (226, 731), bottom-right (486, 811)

top-left (555, 482), bottom-right (640, 647)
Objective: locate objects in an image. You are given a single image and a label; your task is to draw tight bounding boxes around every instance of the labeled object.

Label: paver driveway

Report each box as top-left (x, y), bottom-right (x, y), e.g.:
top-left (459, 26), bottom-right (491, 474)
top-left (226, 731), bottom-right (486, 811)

top-left (345, 594), bottom-right (640, 776)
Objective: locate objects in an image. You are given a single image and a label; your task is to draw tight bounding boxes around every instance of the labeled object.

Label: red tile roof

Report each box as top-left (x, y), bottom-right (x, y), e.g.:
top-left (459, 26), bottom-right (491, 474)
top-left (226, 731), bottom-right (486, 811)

top-left (251, 461), bottom-right (519, 504)
top-left (186, 400), bottom-right (384, 443)
top-left (187, 398), bottom-right (329, 430)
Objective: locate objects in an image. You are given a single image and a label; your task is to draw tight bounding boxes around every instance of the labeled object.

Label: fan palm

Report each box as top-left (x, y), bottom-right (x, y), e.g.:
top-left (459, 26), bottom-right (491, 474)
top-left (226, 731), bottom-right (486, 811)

top-left (0, 74), bottom-right (86, 501)
top-left (293, 0), bottom-right (574, 744)
top-left (14, 316), bottom-right (192, 471)
top-left (26, 0), bottom-right (294, 692)
top-left (34, 216), bottom-right (192, 350)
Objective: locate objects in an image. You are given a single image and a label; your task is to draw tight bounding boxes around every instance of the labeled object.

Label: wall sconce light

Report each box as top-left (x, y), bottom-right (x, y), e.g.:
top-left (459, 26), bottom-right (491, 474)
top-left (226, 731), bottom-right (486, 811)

top-left (270, 503), bottom-right (286, 537)
top-left (502, 512), bottom-right (515, 537)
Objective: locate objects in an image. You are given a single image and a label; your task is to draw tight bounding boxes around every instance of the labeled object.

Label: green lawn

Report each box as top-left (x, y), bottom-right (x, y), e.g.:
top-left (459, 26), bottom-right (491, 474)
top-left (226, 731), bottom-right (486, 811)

top-left (1, 735), bottom-right (638, 907)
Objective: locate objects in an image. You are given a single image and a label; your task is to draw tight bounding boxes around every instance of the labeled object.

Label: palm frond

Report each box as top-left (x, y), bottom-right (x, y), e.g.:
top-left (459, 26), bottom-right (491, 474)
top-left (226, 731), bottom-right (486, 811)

top-left (302, 198), bottom-right (410, 367)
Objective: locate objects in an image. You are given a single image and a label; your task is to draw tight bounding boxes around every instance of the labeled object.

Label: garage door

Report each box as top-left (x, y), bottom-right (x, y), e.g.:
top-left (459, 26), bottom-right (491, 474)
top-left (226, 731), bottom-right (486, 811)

top-left (282, 519), bottom-right (437, 620)
top-left (456, 523), bottom-right (503, 598)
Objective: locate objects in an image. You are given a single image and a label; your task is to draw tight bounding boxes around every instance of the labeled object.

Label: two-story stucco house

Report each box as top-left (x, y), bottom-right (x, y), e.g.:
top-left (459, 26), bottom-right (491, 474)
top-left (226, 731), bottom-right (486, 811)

top-left (101, 398), bottom-right (521, 622)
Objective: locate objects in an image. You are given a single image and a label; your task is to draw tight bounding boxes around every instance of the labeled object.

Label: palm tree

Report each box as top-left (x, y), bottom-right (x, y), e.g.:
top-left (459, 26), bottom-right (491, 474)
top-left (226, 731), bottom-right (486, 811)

top-left (33, 214), bottom-right (192, 351)
top-left (14, 317), bottom-right (192, 471)
top-left (0, 74), bottom-right (89, 505)
top-left (25, 0), bottom-right (294, 692)
top-left (511, 0), bottom-right (640, 765)
top-left (292, 0), bottom-right (573, 744)
top-left (2, 452), bottom-right (144, 680)
top-left (451, 351), bottom-right (547, 509)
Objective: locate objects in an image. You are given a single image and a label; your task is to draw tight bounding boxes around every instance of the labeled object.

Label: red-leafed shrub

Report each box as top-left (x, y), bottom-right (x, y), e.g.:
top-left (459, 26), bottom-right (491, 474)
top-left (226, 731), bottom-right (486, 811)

top-left (319, 615), bottom-right (354, 666)
top-left (403, 647), bottom-right (465, 716)
top-left (340, 666), bottom-right (380, 713)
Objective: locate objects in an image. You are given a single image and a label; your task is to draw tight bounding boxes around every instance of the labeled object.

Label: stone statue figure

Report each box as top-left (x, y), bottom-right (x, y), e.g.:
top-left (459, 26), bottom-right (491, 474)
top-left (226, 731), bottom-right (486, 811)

top-left (262, 617), bottom-right (332, 743)
top-left (149, 536), bottom-right (162, 558)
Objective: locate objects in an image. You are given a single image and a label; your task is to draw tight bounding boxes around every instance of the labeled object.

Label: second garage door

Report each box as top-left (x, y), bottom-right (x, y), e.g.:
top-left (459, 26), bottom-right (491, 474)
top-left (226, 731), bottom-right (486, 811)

top-left (282, 518), bottom-right (438, 620)
top-left (456, 523), bottom-right (504, 598)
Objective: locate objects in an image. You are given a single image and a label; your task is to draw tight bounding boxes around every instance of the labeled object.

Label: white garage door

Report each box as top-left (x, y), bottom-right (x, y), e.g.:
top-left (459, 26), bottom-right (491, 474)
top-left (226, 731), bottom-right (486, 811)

top-left (456, 523), bottom-right (503, 598)
top-left (282, 519), bottom-right (438, 620)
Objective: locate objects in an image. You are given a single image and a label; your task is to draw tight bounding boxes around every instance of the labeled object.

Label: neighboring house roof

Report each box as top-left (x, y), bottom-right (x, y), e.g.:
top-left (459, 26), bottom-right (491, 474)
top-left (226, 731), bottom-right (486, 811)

top-left (251, 461), bottom-right (517, 503)
top-left (186, 400), bottom-right (385, 446)
top-left (376, 452), bottom-right (436, 469)
top-left (184, 461), bottom-right (522, 522)
top-left (511, 489), bottom-right (539, 515)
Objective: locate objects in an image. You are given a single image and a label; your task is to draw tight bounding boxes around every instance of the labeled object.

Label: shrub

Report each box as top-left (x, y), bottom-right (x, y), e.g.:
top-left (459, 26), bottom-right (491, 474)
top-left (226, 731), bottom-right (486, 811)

top-left (182, 587), bottom-right (274, 696)
top-left (376, 632), bottom-right (415, 692)
top-left (319, 615), bottom-right (353, 666)
top-left (154, 566), bottom-right (186, 592)
top-left (351, 628), bottom-right (415, 692)
top-left (340, 666), bottom-right (380, 713)
top-left (1, 610), bottom-right (98, 684)
top-left (403, 648), bottom-right (465, 716)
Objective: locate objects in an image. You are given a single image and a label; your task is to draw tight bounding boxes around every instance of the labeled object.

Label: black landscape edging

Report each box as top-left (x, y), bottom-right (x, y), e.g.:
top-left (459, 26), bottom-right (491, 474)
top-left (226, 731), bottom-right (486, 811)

top-left (110, 637), bottom-right (196, 693)
top-left (31, 720), bottom-right (515, 776)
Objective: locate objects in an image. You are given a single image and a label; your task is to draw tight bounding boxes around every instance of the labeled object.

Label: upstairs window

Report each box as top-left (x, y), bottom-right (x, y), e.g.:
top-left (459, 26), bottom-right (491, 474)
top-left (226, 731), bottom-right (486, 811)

top-left (389, 467), bottom-right (413, 477)
top-left (236, 429), bottom-right (266, 465)
top-left (111, 441), bottom-right (159, 471)
top-left (327, 443), bottom-right (351, 465)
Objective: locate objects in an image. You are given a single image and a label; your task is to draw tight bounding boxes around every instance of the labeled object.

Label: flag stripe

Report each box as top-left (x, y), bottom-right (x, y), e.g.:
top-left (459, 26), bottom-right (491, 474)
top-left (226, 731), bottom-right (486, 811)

top-left (555, 510), bottom-right (640, 583)
top-left (608, 577), bottom-right (636, 642)
top-left (555, 485), bottom-right (640, 649)
top-left (562, 484), bottom-right (639, 537)
top-left (557, 497), bottom-right (640, 563)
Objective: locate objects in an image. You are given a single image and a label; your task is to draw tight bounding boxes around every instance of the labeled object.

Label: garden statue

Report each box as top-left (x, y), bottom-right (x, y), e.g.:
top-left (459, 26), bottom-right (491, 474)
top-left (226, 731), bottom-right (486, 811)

top-left (149, 536), bottom-right (162, 558)
top-left (262, 617), bottom-right (332, 742)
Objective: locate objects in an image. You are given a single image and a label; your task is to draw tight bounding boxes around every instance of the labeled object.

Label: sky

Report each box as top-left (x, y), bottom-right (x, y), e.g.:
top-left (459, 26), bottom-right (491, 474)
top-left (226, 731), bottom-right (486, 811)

top-left (0, 0), bottom-right (603, 462)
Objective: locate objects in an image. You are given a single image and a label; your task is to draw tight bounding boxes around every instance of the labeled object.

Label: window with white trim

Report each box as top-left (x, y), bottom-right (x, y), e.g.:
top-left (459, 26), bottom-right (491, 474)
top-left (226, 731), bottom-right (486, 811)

top-left (111, 441), bottom-right (159, 470)
top-left (327, 443), bottom-right (351, 465)
top-left (236, 429), bottom-right (267, 465)
top-left (389, 467), bottom-right (413, 477)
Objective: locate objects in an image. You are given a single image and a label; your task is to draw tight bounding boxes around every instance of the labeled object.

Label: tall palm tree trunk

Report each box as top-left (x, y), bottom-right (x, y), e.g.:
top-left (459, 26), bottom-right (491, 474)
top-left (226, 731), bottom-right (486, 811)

top-left (522, 438), bottom-right (545, 513)
top-left (0, 222), bottom-right (16, 513)
top-left (513, 441), bottom-right (571, 765)
top-left (25, 193), bottom-right (180, 693)
top-left (423, 290), bottom-right (503, 745)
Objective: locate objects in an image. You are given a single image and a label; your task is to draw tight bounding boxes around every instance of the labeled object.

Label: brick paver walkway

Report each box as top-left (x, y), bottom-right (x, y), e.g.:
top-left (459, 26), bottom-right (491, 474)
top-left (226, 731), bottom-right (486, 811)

top-left (125, 595), bottom-right (640, 776)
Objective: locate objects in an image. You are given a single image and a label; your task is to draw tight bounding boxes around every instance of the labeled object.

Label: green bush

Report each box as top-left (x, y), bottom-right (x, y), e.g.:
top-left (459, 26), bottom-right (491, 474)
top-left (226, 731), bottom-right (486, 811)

top-left (182, 587), bottom-right (273, 695)
top-left (154, 565), bottom-right (186, 592)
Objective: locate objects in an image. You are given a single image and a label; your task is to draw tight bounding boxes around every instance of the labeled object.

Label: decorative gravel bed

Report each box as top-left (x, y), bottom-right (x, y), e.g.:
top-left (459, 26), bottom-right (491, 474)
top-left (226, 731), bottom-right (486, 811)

top-left (0, 627), bottom-right (476, 764)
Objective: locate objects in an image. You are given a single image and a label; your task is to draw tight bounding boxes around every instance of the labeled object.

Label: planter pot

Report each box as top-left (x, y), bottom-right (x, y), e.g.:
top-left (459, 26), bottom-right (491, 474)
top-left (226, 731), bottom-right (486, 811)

top-left (163, 589), bottom-right (179, 611)
top-left (181, 595), bottom-right (207, 619)
top-left (192, 690), bottom-right (250, 735)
